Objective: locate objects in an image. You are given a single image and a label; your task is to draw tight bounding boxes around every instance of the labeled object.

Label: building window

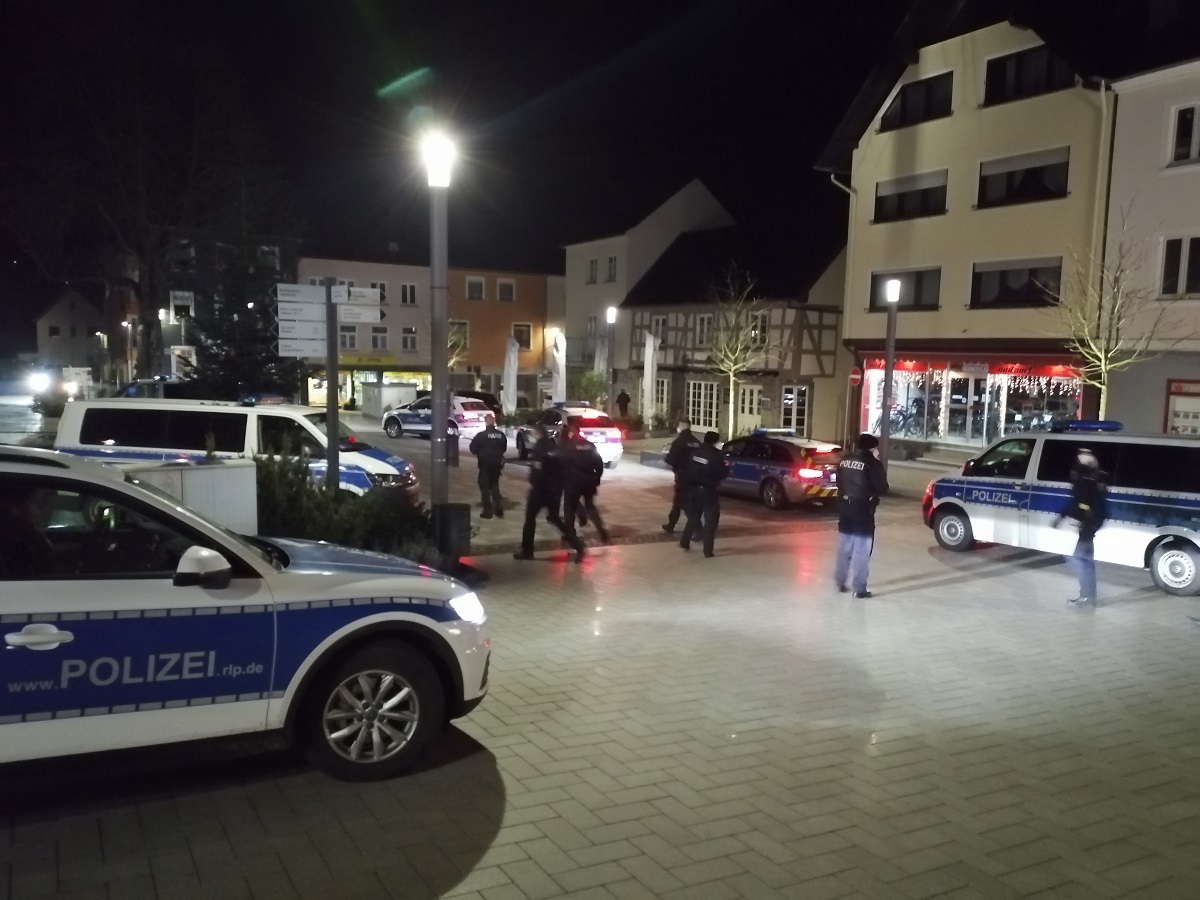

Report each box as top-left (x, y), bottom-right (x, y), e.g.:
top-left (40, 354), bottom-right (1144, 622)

top-left (869, 269), bottom-right (941, 311)
top-left (498, 279), bottom-right (515, 303)
top-left (654, 377), bottom-right (668, 414)
top-left (398, 283), bottom-right (417, 305)
top-left (370, 326), bottom-right (388, 350)
top-left (606, 255), bottom-right (617, 282)
top-left (48, 325), bottom-right (61, 338)
top-left (978, 147), bottom-right (1069, 208)
top-left (750, 311), bottom-right (769, 346)
top-left (258, 245), bottom-right (280, 272)
top-left (170, 240), bottom-right (196, 274)
top-left (586, 258), bottom-right (598, 283)
top-left (984, 45), bottom-right (1075, 106)
top-left (339, 325), bottom-right (357, 350)
top-left (308, 277), bottom-right (320, 286)
top-left (370, 281), bottom-right (387, 303)
top-left (880, 72), bottom-right (953, 131)
top-left (694, 313), bottom-right (713, 347)
top-left (170, 290), bottom-right (195, 321)
top-left (781, 385), bottom-right (809, 436)
top-left (1162, 236), bottom-right (1200, 297)
top-left (970, 258), bottom-right (1061, 308)
top-left (650, 315), bottom-right (666, 339)
top-left (337, 279), bottom-right (355, 287)
top-left (449, 320), bottom-right (469, 349)
top-left (512, 322), bottom-right (532, 350)
top-left (685, 380), bottom-right (719, 430)
top-left (1172, 104), bottom-right (1199, 164)
top-left (874, 170), bottom-right (948, 222)
top-left (586, 314), bottom-right (597, 337)
top-left (466, 277), bottom-right (484, 301)
top-left (401, 327), bottom-right (417, 351)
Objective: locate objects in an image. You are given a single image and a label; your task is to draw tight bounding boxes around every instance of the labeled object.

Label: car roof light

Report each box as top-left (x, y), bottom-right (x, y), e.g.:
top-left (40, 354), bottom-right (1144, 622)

top-left (1049, 420), bottom-right (1123, 433)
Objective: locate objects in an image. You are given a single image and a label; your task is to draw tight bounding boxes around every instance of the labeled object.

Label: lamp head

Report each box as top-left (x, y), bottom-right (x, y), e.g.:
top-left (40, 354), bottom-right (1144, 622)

top-left (606, 306), bottom-right (618, 325)
top-left (886, 278), bottom-right (901, 304)
top-left (420, 131), bottom-right (456, 187)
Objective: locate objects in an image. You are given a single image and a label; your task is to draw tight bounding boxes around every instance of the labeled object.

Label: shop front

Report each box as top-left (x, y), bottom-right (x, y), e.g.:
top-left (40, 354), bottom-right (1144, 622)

top-left (305, 357), bottom-right (430, 409)
top-left (860, 356), bottom-right (1081, 449)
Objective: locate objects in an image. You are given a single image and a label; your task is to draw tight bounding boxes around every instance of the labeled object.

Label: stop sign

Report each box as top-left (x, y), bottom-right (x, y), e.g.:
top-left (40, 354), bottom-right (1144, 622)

top-left (848, 366), bottom-right (862, 387)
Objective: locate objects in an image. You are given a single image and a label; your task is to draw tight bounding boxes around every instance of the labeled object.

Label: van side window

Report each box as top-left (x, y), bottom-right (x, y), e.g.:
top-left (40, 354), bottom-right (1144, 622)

top-left (1036, 440), bottom-right (1121, 482)
top-left (972, 438), bottom-right (1035, 478)
top-left (1111, 444), bottom-right (1200, 493)
top-left (259, 415), bottom-right (322, 455)
top-left (165, 411), bottom-right (247, 452)
top-left (80, 408), bottom-right (168, 446)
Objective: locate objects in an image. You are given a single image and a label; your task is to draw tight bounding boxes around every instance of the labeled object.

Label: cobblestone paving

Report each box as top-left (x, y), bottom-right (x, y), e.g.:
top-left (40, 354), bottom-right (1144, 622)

top-left (5, 511), bottom-right (1200, 898)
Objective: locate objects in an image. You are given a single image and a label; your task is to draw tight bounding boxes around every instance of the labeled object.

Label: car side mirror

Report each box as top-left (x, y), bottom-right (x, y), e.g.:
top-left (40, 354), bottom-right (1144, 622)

top-left (174, 546), bottom-right (232, 589)
top-left (962, 459), bottom-right (976, 475)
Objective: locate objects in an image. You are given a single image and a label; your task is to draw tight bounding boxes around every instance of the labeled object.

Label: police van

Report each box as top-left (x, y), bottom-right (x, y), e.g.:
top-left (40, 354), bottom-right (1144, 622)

top-left (921, 423), bottom-right (1200, 596)
top-left (55, 399), bottom-right (419, 502)
top-left (0, 447), bottom-right (488, 780)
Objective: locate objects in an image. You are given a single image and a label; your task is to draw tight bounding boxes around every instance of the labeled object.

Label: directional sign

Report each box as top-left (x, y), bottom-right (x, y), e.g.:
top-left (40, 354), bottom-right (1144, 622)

top-left (331, 286), bottom-right (381, 305)
top-left (277, 301), bottom-right (326, 322)
top-left (337, 305), bottom-right (384, 323)
top-left (277, 338), bottom-right (327, 357)
top-left (278, 321), bottom-right (326, 340)
top-left (276, 283), bottom-right (326, 304)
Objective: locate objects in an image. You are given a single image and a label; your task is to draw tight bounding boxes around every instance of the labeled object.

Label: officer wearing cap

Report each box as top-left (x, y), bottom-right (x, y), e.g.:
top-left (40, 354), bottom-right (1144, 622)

top-left (833, 432), bottom-right (889, 598)
top-left (1054, 448), bottom-right (1107, 607)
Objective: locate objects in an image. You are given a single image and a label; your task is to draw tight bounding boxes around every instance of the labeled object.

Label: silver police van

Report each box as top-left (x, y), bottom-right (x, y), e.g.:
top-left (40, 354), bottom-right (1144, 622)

top-left (921, 423), bottom-right (1200, 596)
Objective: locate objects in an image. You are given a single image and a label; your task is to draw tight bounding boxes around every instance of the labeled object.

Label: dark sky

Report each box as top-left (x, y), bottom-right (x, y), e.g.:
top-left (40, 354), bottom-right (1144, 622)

top-left (0, 0), bottom-right (911, 352)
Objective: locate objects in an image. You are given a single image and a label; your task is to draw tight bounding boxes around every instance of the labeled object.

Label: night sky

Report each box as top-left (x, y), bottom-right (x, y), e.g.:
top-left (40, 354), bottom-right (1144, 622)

top-left (0, 0), bottom-right (911, 354)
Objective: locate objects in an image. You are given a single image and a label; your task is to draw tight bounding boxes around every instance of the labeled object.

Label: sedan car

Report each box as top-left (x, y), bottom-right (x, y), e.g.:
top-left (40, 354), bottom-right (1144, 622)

top-left (0, 446), bottom-right (489, 781)
top-left (515, 405), bottom-right (624, 468)
top-left (382, 396), bottom-right (491, 439)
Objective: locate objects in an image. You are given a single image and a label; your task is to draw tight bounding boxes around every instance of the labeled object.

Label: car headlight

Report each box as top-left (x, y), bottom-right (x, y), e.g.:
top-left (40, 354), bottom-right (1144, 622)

top-left (449, 591), bottom-right (487, 625)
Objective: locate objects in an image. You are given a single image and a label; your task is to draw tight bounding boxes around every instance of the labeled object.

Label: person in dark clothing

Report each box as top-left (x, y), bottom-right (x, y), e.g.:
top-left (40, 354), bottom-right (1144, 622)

top-left (0, 484), bottom-right (56, 580)
top-left (616, 390), bottom-right (631, 419)
top-left (514, 424), bottom-right (580, 561)
top-left (571, 431), bottom-right (610, 544)
top-left (1054, 449), bottom-right (1107, 607)
top-left (662, 418), bottom-right (700, 534)
top-left (557, 423), bottom-right (605, 561)
top-left (468, 414), bottom-right (508, 518)
top-left (833, 433), bottom-right (889, 598)
top-left (679, 431), bottom-right (726, 557)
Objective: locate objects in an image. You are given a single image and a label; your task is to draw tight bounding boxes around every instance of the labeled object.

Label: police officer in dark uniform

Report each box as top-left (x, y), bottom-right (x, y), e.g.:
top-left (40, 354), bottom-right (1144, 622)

top-left (833, 433), bottom-right (889, 598)
top-left (468, 414), bottom-right (507, 519)
top-left (558, 422), bottom-right (604, 562)
top-left (572, 433), bottom-right (610, 545)
top-left (662, 417), bottom-right (700, 534)
top-left (514, 424), bottom-right (578, 560)
top-left (679, 430), bottom-right (726, 557)
top-left (1054, 448), bottom-right (1107, 607)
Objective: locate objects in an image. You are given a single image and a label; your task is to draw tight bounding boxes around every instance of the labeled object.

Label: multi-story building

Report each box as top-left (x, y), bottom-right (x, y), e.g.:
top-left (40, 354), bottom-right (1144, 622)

top-left (1104, 60), bottom-right (1200, 434)
top-left (33, 290), bottom-right (105, 374)
top-left (624, 226), bottom-right (847, 439)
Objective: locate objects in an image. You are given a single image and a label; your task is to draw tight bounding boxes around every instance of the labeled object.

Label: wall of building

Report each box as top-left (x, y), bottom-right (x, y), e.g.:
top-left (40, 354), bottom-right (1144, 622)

top-left (447, 267), bottom-right (548, 374)
top-left (845, 22), bottom-right (1108, 348)
top-left (36, 294), bottom-right (104, 371)
top-left (1107, 353), bottom-right (1200, 433)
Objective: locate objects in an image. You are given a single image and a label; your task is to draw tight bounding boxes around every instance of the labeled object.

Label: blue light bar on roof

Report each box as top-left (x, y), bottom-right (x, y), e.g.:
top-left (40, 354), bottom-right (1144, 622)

top-left (1050, 420), bottom-right (1123, 433)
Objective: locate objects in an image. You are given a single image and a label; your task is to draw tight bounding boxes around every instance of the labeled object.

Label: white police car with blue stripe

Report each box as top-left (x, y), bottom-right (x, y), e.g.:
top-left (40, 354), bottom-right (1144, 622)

top-left (0, 446), bottom-right (488, 781)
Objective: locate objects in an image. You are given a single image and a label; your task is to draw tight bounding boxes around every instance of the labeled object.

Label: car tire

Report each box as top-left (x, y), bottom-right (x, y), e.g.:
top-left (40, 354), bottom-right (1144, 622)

top-left (1150, 541), bottom-right (1200, 597)
top-left (516, 434), bottom-right (529, 460)
top-left (301, 642), bottom-right (444, 782)
top-left (933, 507), bottom-right (974, 551)
top-left (760, 478), bottom-right (788, 510)
top-left (384, 418), bottom-right (402, 439)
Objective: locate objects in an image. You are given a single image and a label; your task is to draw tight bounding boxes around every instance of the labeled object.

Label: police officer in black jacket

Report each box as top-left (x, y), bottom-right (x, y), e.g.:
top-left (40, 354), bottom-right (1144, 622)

top-left (679, 430), bottom-right (726, 557)
top-left (662, 418), bottom-right (700, 534)
top-left (557, 423), bottom-right (604, 562)
top-left (514, 424), bottom-right (579, 560)
top-left (468, 414), bottom-right (508, 519)
top-left (833, 433), bottom-right (889, 598)
top-left (1054, 448), bottom-right (1107, 607)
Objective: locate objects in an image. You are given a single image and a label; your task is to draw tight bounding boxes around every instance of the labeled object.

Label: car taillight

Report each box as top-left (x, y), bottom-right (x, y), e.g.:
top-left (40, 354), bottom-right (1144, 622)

top-left (797, 467), bottom-right (822, 479)
top-left (453, 413), bottom-right (466, 422)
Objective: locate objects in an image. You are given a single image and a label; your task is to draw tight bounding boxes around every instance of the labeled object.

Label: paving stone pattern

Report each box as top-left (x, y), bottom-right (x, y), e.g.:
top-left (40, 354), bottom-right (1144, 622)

top-left (4, 466), bottom-right (1200, 897)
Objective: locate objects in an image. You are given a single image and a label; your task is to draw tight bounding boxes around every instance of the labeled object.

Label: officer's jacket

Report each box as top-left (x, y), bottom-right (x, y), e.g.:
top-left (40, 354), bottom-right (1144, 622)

top-left (684, 443), bottom-right (727, 489)
top-left (469, 427), bottom-right (508, 468)
top-left (559, 436), bottom-right (604, 490)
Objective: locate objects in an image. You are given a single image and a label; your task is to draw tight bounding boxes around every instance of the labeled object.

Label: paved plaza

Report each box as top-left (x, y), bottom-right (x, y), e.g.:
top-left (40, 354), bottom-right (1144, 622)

top-left (4, 500), bottom-right (1200, 898)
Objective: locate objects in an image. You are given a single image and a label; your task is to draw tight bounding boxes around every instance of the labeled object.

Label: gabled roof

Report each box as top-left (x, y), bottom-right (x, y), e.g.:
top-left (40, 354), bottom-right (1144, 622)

top-left (621, 225), bottom-right (838, 308)
top-left (816, 0), bottom-right (1200, 175)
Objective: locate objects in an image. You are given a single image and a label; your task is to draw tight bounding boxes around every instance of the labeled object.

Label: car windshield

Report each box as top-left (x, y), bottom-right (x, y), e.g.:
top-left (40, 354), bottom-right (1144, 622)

top-left (303, 413), bottom-right (373, 451)
top-left (569, 414), bottom-right (616, 429)
top-left (122, 473), bottom-right (282, 571)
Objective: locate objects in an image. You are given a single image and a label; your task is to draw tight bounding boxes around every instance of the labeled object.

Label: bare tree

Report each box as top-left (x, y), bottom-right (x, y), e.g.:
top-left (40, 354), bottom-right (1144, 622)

top-left (704, 267), bottom-right (785, 439)
top-left (1051, 212), bottom-right (1192, 418)
top-left (447, 322), bottom-right (470, 371)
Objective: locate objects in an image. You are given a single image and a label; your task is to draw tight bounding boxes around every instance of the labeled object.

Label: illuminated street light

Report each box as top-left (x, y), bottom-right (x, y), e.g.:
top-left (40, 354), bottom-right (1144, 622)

top-left (606, 306), bottom-right (618, 417)
top-left (880, 278), bottom-right (901, 472)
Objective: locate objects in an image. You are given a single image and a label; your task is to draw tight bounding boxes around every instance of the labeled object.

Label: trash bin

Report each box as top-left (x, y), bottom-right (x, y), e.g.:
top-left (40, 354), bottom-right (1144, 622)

top-left (432, 502), bottom-right (471, 558)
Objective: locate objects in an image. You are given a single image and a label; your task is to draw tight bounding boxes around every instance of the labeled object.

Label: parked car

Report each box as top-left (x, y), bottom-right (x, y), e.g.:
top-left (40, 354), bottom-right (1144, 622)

top-left (382, 395), bottom-right (491, 439)
top-left (516, 405), bottom-right (624, 468)
top-left (0, 445), bottom-right (488, 780)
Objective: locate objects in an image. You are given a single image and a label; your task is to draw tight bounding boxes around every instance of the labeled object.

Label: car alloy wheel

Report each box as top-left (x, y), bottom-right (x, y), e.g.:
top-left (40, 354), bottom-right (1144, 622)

top-left (384, 419), bottom-right (402, 438)
top-left (760, 479), bottom-right (787, 510)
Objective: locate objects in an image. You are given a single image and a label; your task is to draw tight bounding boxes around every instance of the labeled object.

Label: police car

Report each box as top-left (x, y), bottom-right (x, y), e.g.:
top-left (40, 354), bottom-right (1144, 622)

top-left (0, 446), bottom-right (489, 780)
top-left (514, 404), bottom-right (624, 468)
top-left (382, 395), bottom-right (491, 440)
top-left (720, 432), bottom-right (841, 509)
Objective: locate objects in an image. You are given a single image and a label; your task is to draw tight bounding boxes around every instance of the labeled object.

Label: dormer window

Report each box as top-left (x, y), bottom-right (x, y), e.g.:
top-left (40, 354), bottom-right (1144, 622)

top-left (880, 72), bottom-right (953, 131)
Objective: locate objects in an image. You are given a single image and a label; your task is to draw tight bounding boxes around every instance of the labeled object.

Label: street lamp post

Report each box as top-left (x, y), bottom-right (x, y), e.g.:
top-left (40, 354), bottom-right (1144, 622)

top-left (422, 131), bottom-right (456, 512)
top-left (880, 278), bottom-right (901, 473)
top-left (605, 306), bottom-right (617, 417)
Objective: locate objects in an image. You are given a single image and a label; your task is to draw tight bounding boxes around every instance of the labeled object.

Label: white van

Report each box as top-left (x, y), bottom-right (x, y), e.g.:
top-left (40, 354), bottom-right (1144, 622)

top-left (922, 423), bottom-right (1200, 596)
top-left (55, 399), bottom-right (420, 502)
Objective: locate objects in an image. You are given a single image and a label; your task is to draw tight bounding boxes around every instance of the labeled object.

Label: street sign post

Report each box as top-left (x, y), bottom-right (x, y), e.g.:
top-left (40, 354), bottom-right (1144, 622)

top-left (848, 366), bottom-right (862, 386)
top-left (337, 305), bottom-right (384, 323)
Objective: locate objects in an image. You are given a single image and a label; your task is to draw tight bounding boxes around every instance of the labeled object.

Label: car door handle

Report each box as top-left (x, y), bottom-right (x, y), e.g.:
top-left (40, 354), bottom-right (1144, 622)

top-left (5, 623), bottom-right (75, 650)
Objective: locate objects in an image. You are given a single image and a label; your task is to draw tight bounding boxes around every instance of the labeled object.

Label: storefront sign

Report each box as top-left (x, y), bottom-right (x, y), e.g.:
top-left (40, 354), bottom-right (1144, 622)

top-left (962, 362), bottom-right (989, 376)
top-left (340, 354), bottom-right (396, 366)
